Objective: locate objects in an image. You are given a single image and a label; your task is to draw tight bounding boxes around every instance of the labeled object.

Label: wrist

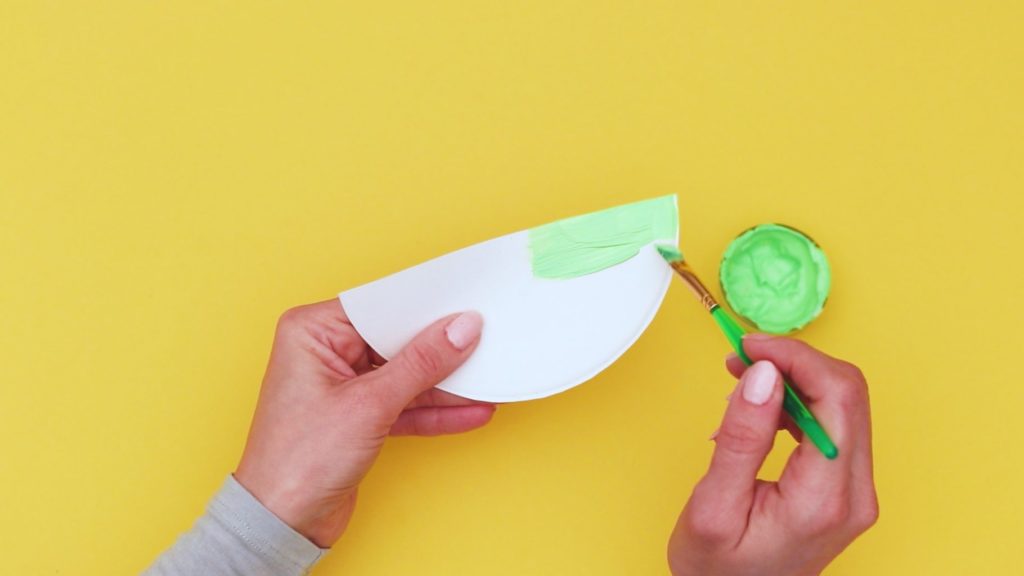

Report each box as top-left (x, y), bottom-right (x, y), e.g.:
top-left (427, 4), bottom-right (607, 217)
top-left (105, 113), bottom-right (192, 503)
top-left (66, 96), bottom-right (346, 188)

top-left (234, 466), bottom-right (357, 549)
top-left (271, 489), bottom-right (357, 549)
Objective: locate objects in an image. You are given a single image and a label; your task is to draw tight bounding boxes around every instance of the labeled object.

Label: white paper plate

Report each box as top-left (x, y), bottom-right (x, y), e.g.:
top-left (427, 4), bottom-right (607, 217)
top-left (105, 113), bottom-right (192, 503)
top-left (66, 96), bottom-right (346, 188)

top-left (339, 198), bottom-right (677, 402)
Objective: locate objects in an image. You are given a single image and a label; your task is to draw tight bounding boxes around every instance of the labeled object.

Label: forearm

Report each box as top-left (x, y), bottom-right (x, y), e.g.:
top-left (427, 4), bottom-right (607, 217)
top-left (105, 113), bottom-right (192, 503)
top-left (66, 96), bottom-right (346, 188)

top-left (143, 475), bottom-right (326, 576)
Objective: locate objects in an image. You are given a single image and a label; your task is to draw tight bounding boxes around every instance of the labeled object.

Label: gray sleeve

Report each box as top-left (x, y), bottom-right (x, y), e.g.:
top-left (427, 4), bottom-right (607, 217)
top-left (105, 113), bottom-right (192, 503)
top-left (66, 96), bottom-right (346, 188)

top-left (142, 475), bottom-right (327, 576)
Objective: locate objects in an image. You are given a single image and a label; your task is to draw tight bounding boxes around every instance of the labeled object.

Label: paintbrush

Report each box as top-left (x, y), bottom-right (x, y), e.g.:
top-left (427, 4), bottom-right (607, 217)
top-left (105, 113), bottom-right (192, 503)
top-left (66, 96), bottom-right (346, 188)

top-left (656, 244), bottom-right (838, 460)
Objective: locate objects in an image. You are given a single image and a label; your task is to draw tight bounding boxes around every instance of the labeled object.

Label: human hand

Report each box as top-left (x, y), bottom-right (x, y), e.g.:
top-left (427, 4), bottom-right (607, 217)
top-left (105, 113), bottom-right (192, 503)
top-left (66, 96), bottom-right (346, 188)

top-left (668, 335), bottom-right (878, 576)
top-left (234, 299), bottom-right (494, 548)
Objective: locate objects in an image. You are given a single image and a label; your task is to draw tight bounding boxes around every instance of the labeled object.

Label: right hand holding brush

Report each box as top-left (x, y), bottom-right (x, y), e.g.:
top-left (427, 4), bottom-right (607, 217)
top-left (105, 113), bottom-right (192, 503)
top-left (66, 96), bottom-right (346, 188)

top-left (667, 335), bottom-right (879, 576)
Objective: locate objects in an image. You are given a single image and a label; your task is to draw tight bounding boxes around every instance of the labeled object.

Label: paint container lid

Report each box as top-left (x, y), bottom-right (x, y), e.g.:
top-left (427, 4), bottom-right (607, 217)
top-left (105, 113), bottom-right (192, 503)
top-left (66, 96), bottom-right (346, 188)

top-left (719, 223), bottom-right (831, 334)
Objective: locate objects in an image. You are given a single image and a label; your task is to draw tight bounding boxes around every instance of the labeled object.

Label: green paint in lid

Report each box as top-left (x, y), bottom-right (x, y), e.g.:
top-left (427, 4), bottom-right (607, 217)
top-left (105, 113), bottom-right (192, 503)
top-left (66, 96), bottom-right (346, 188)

top-left (719, 223), bottom-right (831, 334)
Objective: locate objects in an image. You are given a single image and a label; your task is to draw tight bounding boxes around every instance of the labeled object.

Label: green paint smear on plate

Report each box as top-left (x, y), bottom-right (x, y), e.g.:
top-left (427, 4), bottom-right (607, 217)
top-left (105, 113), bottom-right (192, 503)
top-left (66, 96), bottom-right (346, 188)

top-left (719, 224), bottom-right (831, 334)
top-left (528, 195), bottom-right (677, 279)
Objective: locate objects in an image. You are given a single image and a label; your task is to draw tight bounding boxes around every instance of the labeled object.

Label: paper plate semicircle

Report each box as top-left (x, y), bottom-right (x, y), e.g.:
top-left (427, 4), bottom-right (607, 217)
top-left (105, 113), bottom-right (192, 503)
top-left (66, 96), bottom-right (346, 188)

top-left (338, 195), bottom-right (678, 402)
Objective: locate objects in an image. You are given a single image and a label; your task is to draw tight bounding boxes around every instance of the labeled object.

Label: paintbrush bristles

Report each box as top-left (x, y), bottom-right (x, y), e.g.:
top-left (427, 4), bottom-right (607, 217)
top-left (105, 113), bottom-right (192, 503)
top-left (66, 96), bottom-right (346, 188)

top-left (656, 245), bottom-right (720, 312)
top-left (656, 244), bottom-right (684, 263)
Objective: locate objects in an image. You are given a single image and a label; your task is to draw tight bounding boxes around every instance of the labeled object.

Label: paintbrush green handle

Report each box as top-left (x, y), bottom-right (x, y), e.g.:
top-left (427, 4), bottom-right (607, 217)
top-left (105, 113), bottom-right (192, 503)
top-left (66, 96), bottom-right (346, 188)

top-left (711, 307), bottom-right (839, 460)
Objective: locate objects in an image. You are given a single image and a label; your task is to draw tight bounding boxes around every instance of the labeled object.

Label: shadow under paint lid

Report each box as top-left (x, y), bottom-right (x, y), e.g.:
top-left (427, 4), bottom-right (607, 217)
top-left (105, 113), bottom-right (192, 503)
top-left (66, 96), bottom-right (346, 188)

top-left (719, 223), bottom-right (831, 334)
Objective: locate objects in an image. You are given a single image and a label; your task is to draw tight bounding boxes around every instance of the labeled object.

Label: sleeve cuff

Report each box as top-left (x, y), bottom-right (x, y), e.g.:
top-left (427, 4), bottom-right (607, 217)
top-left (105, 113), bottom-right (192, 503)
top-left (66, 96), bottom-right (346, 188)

top-left (206, 474), bottom-right (327, 574)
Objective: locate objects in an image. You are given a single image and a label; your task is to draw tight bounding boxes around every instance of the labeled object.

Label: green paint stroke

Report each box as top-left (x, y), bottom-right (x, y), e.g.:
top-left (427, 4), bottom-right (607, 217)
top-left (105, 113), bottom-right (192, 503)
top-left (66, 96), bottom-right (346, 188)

top-left (655, 244), bottom-right (684, 263)
top-left (719, 224), bottom-right (831, 334)
top-left (528, 195), bottom-right (677, 279)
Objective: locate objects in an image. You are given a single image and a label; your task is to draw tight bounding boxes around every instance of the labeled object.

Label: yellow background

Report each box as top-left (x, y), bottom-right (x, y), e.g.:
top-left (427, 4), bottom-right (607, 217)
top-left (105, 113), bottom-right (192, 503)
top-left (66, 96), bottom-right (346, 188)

top-left (2, 2), bottom-right (1022, 574)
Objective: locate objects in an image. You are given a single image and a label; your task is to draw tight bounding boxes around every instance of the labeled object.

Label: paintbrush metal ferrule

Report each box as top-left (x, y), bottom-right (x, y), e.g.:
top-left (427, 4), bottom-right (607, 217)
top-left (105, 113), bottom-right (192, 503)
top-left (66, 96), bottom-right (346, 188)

top-left (668, 260), bottom-right (719, 312)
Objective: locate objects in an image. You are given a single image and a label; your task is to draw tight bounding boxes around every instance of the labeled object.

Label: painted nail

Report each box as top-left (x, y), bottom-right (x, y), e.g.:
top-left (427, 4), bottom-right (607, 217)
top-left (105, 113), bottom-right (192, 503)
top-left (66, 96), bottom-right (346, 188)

top-left (741, 361), bottom-right (778, 406)
top-left (446, 311), bottom-right (483, 350)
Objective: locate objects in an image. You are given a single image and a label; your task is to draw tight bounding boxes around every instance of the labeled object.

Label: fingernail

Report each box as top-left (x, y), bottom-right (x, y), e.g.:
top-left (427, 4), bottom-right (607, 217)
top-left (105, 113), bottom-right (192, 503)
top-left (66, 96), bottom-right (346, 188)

top-left (725, 351), bottom-right (739, 363)
top-left (743, 332), bottom-right (775, 341)
top-left (741, 361), bottom-right (778, 406)
top-left (709, 427), bottom-right (720, 440)
top-left (446, 311), bottom-right (483, 350)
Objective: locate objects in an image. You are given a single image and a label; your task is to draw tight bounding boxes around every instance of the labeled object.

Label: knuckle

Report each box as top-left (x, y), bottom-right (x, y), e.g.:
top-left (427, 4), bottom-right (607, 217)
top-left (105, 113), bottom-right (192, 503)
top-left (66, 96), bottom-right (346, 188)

top-left (828, 362), bottom-right (869, 410)
top-left (843, 362), bottom-right (867, 383)
top-left (779, 337), bottom-right (817, 362)
top-left (853, 493), bottom-right (880, 533)
top-left (807, 497), bottom-right (852, 532)
top-left (834, 385), bottom-right (864, 413)
top-left (836, 360), bottom-right (868, 388)
top-left (788, 338), bottom-right (816, 355)
top-left (715, 422), bottom-right (766, 456)
top-left (402, 342), bottom-right (446, 378)
top-left (683, 503), bottom-right (735, 545)
top-left (276, 306), bottom-right (307, 334)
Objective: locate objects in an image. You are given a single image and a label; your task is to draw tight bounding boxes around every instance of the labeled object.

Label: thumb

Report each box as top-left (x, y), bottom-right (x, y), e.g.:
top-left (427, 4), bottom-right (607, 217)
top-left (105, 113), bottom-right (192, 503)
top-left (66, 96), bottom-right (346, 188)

top-left (693, 361), bottom-right (784, 522)
top-left (366, 311), bottom-right (483, 413)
